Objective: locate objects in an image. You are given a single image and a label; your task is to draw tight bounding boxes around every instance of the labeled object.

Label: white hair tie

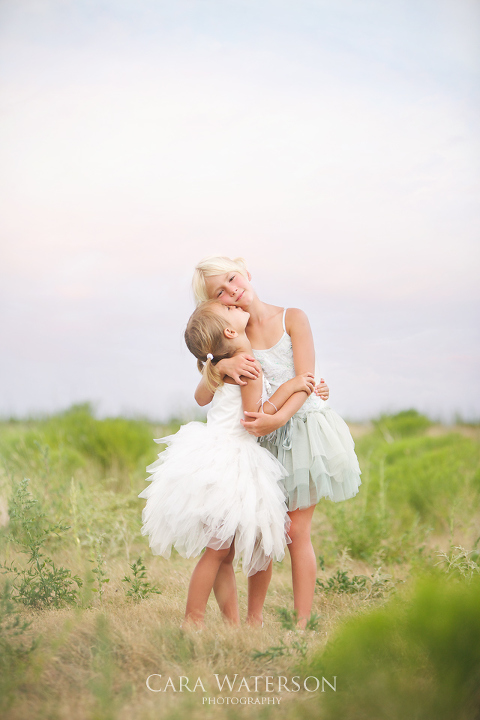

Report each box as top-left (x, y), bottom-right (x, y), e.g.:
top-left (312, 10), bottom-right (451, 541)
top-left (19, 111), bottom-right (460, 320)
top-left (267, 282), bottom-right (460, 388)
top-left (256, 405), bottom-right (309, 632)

top-left (206, 353), bottom-right (214, 361)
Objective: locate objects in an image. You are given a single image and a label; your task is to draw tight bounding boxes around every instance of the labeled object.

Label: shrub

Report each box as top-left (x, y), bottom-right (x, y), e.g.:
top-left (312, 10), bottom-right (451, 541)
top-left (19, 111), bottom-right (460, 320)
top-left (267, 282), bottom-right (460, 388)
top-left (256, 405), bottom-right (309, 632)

top-left (1, 478), bottom-right (82, 608)
top-left (373, 409), bottom-right (432, 440)
top-left (303, 574), bottom-right (480, 720)
top-left (122, 556), bottom-right (161, 602)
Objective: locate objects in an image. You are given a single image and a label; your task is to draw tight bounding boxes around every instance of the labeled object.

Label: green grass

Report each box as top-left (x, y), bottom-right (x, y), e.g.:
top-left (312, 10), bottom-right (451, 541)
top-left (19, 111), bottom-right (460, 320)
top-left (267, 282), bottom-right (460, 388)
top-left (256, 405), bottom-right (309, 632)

top-left (317, 416), bottom-right (480, 564)
top-left (0, 406), bottom-right (478, 720)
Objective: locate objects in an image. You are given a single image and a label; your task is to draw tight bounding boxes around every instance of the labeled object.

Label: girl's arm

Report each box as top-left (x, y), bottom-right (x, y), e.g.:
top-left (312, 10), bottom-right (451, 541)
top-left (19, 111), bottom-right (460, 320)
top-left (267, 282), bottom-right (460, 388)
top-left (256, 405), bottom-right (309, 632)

top-left (241, 308), bottom-right (316, 436)
top-left (241, 368), bottom-right (315, 424)
top-left (194, 354), bottom-right (262, 406)
top-left (240, 370), bottom-right (267, 414)
top-left (261, 373), bottom-right (315, 415)
top-left (241, 392), bottom-right (310, 436)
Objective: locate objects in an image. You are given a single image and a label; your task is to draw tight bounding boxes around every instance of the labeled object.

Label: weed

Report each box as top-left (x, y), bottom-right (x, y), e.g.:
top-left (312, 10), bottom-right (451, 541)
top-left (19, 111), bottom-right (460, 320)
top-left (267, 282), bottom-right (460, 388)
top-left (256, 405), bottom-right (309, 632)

top-left (0, 579), bottom-right (38, 712)
top-left (87, 534), bottom-right (110, 600)
top-left (276, 606), bottom-right (299, 630)
top-left (316, 569), bottom-right (367, 594)
top-left (435, 545), bottom-right (480, 580)
top-left (122, 556), bottom-right (161, 602)
top-left (316, 567), bottom-right (396, 600)
top-left (252, 639), bottom-right (291, 662)
top-left (364, 567), bottom-right (399, 600)
top-left (0, 579), bottom-right (37, 659)
top-left (1, 478), bottom-right (82, 607)
top-left (252, 609), bottom-right (320, 663)
top-left (275, 607), bottom-right (321, 631)
top-left (252, 635), bottom-right (311, 662)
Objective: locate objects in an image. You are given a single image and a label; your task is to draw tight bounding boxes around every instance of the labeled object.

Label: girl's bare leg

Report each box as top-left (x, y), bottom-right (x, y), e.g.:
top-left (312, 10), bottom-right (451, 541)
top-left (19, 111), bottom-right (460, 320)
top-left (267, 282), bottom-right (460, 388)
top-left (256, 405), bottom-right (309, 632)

top-left (184, 544), bottom-right (237, 627)
top-left (212, 543), bottom-right (240, 625)
top-left (287, 505), bottom-right (317, 629)
top-left (246, 560), bottom-right (273, 626)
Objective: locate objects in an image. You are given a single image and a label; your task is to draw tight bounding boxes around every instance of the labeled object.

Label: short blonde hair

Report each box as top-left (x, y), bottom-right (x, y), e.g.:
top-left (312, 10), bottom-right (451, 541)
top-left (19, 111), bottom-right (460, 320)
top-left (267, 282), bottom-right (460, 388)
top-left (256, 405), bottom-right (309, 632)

top-left (192, 256), bottom-right (249, 306)
top-left (184, 300), bottom-right (237, 393)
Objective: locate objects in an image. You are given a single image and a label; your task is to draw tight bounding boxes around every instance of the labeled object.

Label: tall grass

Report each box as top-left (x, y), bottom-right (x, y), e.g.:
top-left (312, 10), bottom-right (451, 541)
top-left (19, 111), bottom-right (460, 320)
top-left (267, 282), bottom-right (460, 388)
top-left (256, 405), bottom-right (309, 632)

top-left (0, 406), bottom-right (478, 719)
top-left (315, 412), bottom-right (480, 564)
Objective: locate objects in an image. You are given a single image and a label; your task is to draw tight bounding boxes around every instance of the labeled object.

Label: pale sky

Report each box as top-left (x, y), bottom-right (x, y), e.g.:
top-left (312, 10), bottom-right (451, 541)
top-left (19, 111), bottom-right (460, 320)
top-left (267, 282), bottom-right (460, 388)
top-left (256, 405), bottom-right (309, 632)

top-left (1, 0), bottom-right (479, 421)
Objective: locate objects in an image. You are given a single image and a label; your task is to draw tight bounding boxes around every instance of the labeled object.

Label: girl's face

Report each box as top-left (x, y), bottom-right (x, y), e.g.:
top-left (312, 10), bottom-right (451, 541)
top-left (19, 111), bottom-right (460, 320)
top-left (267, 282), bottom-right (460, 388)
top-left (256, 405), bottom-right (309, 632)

top-left (204, 271), bottom-right (253, 309)
top-left (211, 302), bottom-right (250, 333)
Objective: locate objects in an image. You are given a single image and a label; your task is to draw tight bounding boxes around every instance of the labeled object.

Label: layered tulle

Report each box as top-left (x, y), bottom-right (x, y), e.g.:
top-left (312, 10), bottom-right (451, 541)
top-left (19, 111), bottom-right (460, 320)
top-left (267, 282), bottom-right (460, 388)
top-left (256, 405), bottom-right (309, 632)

top-left (259, 406), bottom-right (362, 511)
top-left (138, 421), bottom-right (291, 576)
top-left (252, 314), bottom-right (361, 511)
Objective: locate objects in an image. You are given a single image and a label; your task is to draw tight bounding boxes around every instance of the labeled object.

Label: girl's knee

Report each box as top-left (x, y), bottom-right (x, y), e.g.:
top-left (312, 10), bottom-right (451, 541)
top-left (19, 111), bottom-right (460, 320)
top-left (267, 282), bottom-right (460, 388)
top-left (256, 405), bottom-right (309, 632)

top-left (203, 546), bottom-right (232, 563)
top-left (288, 527), bottom-right (311, 546)
top-left (288, 520), bottom-right (313, 545)
top-left (287, 507), bottom-right (315, 544)
top-left (221, 545), bottom-right (235, 565)
top-left (211, 545), bottom-right (235, 563)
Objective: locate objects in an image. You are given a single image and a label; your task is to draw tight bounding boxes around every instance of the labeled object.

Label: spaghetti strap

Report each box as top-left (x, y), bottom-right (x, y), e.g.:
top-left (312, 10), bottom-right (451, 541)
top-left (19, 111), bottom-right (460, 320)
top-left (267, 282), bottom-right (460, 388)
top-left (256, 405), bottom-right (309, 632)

top-left (282, 308), bottom-right (287, 333)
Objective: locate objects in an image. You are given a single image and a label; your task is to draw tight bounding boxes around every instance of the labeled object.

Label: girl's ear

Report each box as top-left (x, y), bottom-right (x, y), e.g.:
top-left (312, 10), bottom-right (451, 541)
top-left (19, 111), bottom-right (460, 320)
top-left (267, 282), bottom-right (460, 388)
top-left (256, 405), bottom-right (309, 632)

top-left (223, 327), bottom-right (238, 339)
top-left (247, 271), bottom-right (252, 281)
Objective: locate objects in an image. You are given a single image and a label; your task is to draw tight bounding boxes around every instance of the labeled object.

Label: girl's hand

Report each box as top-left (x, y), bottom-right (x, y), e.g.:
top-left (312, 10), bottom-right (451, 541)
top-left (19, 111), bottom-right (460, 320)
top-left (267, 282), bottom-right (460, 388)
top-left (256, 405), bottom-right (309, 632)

top-left (291, 372), bottom-right (315, 396)
top-left (314, 378), bottom-right (330, 400)
top-left (241, 411), bottom-right (280, 437)
top-left (217, 355), bottom-right (261, 385)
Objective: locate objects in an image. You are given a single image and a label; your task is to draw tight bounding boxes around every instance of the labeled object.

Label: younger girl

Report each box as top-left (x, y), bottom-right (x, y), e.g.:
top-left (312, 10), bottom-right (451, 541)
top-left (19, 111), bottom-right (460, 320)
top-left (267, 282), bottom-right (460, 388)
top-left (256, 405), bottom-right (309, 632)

top-left (138, 300), bottom-right (316, 627)
top-left (192, 256), bottom-right (362, 628)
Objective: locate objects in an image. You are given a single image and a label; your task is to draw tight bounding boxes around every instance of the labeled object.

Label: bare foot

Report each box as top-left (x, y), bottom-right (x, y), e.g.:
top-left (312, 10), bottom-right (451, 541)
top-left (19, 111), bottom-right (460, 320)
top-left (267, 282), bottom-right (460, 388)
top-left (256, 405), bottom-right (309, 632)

top-left (296, 617), bottom-right (308, 631)
top-left (246, 615), bottom-right (264, 628)
top-left (181, 616), bottom-right (204, 632)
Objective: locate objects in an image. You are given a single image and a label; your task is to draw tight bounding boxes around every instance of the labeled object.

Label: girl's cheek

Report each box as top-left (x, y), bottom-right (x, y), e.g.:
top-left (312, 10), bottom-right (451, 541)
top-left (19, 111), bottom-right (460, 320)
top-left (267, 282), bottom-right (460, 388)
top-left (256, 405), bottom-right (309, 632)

top-left (220, 296), bottom-right (233, 306)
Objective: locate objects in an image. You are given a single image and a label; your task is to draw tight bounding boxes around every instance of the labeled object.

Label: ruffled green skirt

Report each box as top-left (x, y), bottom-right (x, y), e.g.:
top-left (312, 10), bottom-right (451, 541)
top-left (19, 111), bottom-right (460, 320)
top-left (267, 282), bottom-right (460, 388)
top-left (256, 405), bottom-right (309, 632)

top-left (258, 406), bottom-right (361, 511)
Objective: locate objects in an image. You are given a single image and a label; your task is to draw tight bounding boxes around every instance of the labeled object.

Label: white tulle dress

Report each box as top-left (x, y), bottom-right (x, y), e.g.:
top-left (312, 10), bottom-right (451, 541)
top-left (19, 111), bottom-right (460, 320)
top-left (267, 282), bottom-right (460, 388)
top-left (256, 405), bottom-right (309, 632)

top-left (138, 381), bottom-right (291, 576)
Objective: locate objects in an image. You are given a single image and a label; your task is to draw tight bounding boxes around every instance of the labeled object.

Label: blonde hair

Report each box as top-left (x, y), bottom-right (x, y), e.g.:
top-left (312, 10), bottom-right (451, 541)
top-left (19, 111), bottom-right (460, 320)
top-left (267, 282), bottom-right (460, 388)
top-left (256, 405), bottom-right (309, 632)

top-left (192, 255), bottom-right (249, 306)
top-left (184, 300), bottom-right (237, 393)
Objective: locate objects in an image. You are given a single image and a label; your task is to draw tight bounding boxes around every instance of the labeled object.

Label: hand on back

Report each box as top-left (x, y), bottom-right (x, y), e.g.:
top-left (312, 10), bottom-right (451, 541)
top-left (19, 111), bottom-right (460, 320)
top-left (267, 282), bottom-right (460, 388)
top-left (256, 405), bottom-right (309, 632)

top-left (313, 379), bottom-right (329, 401)
top-left (218, 354), bottom-right (261, 385)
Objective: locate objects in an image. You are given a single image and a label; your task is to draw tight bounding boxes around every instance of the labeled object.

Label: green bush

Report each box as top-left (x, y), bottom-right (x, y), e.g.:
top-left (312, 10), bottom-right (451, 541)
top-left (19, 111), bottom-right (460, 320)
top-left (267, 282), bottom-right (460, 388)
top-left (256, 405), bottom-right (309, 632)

top-left (0, 404), bottom-right (158, 485)
top-left (319, 428), bottom-right (480, 562)
top-left (1, 478), bottom-right (82, 608)
top-left (32, 403), bottom-right (155, 473)
top-left (303, 574), bottom-right (480, 720)
top-left (373, 409), bottom-right (432, 440)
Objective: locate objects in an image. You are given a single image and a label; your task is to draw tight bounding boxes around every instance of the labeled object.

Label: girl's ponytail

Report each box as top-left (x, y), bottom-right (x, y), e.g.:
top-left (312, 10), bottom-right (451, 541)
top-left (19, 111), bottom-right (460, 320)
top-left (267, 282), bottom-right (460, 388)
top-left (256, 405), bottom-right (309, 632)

top-left (185, 302), bottom-right (235, 393)
top-left (202, 356), bottom-right (224, 394)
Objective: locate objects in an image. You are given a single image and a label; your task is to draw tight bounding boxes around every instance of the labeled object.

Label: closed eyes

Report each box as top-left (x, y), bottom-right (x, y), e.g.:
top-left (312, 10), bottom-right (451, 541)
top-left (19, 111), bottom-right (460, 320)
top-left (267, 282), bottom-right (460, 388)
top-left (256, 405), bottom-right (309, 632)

top-left (217, 275), bottom-right (236, 297)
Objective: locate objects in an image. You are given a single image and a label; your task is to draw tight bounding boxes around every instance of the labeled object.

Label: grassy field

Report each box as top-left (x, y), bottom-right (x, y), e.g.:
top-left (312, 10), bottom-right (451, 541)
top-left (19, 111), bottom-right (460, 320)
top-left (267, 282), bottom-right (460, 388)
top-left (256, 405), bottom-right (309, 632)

top-left (1, 404), bottom-right (479, 720)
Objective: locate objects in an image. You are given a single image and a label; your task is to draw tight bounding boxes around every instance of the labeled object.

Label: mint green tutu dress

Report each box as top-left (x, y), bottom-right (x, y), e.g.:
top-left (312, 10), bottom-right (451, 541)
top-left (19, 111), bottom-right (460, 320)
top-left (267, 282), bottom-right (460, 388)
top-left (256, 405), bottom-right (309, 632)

top-left (253, 309), bottom-right (361, 511)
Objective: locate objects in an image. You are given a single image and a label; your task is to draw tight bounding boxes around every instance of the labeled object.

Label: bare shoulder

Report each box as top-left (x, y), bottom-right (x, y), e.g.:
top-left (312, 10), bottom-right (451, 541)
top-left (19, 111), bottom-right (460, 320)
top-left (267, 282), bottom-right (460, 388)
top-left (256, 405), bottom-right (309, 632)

top-left (285, 307), bottom-right (311, 333)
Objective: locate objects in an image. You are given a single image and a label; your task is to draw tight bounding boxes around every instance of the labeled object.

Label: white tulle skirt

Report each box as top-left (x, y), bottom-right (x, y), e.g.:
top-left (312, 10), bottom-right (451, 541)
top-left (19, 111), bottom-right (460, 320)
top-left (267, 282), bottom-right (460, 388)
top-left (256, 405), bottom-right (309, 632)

top-left (138, 422), bottom-right (291, 576)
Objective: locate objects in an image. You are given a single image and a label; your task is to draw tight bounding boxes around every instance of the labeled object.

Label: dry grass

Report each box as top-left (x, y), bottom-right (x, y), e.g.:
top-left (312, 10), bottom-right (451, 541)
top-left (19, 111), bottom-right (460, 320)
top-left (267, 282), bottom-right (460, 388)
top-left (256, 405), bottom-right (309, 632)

top-left (1, 411), bottom-right (479, 719)
top-left (1, 542), bottom-right (407, 720)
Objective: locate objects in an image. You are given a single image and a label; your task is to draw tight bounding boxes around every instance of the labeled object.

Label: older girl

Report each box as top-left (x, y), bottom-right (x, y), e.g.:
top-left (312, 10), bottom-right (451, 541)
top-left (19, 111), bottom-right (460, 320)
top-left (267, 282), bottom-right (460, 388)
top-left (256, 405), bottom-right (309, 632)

top-left (192, 257), bottom-right (361, 628)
